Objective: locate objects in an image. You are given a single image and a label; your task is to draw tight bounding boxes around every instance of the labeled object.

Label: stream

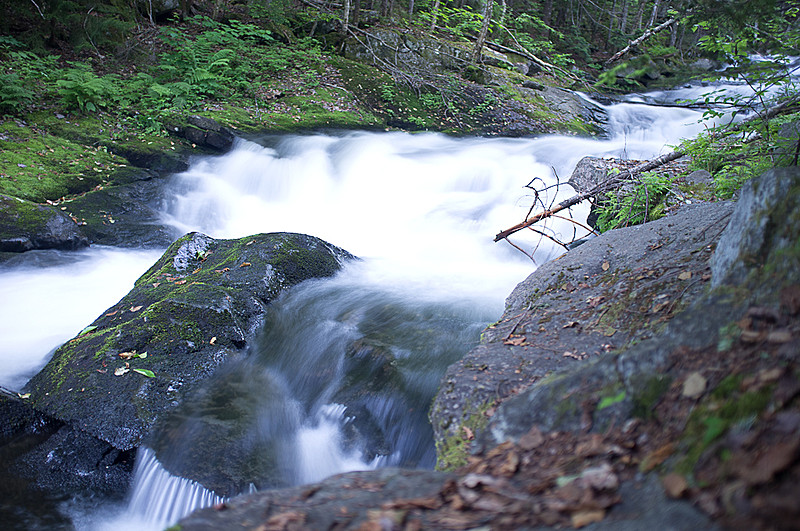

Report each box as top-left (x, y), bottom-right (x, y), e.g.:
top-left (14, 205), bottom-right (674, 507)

top-left (0, 78), bottom-right (765, 529)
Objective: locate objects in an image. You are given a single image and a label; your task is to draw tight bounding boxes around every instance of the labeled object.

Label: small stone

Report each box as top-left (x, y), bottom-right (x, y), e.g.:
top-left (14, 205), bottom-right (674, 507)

top-left (682, 371), bottom-right (707, 398)
top-left (662, 473), bottom-right (688, 498)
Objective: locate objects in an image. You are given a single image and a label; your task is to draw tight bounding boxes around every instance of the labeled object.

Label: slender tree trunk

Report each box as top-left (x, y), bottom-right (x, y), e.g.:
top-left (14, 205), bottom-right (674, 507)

top-left (471, 0), bottom-right (494, 64)
top-left (543, 0), bottom-right (553, 25)
top-left (647, 0), bottom-right (660, 27)
top-left (669, 21), bottom-right (677, 47)
top-left (342, 0), bottom-right (351, 33)
top-left (635, 0), bottom-right (646, 30)
top-left (408, 0), bottom-right (414, 20)
top-left (353, 0), bottom-right (361, 27)
top-left (620, 0), bottom-right (629, 34)
top-left (607, 0), bottom-right (618, 46)
top-left (429, 0), bottom-right (440, 32)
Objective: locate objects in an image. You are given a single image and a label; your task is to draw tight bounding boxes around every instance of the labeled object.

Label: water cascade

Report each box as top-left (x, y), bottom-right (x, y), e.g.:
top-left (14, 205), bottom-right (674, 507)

top-left (0, 80), bottom-right (760, 529)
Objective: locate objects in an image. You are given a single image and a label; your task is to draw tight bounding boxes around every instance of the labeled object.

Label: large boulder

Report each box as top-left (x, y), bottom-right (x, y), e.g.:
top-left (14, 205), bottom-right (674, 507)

top-left (430, 200), bottom-right (735, 461)
top-left (24, 232), bottom-right (353, 451)
top-left (0, 194), bottom-right (88, 253)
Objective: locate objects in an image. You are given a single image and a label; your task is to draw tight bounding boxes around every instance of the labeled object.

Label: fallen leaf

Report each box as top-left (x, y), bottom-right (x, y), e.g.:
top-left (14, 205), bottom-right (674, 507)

top-left (210, 336), bottom-right (217, 345)
top-left (640, 443), bottom-right (675, 472)
top-left (601, 261), bottom-right (610, 271)
top-left (682, 372), bottom-right (707, 399)
top-left (192, 267), bottom-right (201, 274)
top-left (152, 282), bottom-right (161, 288)
top-left (603, 327), bottom-right (616, 337)
top-left (239, 262), bottom-right (251, 268)
top-left (130, 305), bottom-right (143, 312)
top-left (572, 510), bottom-right (605, 528)
top-left (519, 426), bottom-right (544, 450)
top-left (662, 473), bottom-right (688, 498)
top-left (734, 440), bottom-right (800, 485)
top-left (678, 271), bottom-right (692, 280)
top-left (504, 335), bottom-right (527, 346)
top-left (114, 367), bottom-right (129, 376)
top-left (175, 279), bottom-right (187, 285)
top-left (105, 310), bottom-right (118, 317)
top-left (79, 325), bottom-right (97, 335)
top-left (132, 368), bottom-right (155, 378)
top-left (17, 393), bottom-right (30, 399)
top-left (562, 321), bottom-right (580, 328)
top-left (118, 351), bottom-right (137, 360)
top-left (498, 451), bottom-right (520, 476)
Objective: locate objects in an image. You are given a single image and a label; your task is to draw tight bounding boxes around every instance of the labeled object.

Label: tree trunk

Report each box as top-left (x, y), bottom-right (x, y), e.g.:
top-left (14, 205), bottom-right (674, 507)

top-left (408, 0), bottom-right (414, 20)
top-left (635, 0), bottom-right (646, 30)
top-left (543, 0), bottom-right (553, 25)
top-left (607, 0), bottom-right (618, 46)
top-left (620, 0), bottom-right (629, 34)
top-left (647, 0), bottom-right (660, 28)
top-left (342, 0), bottom-right (351, 33)
top-left (429, 0), bottom-right (440, 32)
top-left (353, 0), bottom-right (361, 27)
top-left (471, 0), bottom-right (493, 65)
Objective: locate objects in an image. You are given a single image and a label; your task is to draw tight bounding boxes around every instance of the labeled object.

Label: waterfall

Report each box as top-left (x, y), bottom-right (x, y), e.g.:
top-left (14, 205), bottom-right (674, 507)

top-left (0, 80), bottom-right (758, 530)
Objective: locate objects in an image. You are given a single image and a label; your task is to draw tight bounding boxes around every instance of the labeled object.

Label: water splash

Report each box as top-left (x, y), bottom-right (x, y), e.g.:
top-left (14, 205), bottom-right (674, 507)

top-left (121, 447), bottom-right (225, 531)
top-left (295, 403), bottom-right (384, 485)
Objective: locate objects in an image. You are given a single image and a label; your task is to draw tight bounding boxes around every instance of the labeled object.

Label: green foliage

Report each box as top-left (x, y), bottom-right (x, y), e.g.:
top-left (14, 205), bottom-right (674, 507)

top-left (0, 73), bottom-right (33, 113)
top-left (56, 63), bottom-right (118, 113)
top-left (596, 172), bottom-right (674, 232)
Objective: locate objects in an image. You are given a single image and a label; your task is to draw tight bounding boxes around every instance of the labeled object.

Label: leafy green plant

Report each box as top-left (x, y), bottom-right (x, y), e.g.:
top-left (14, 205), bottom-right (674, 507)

top-left (0, 73), bottom-right (33, 113)
top-left (596, 172), bottom-right (674, 232)
top-left (56, 63), bottom-right (119, 112)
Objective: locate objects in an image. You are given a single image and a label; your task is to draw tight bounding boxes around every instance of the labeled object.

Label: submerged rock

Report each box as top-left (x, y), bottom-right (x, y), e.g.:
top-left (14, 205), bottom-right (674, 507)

top-left (24, 232), bottom-right (353, 451)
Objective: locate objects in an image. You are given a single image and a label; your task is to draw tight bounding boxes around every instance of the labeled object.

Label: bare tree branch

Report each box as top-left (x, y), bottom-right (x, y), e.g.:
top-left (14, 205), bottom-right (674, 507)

top-left (605, 17), bottom-right (677, 64)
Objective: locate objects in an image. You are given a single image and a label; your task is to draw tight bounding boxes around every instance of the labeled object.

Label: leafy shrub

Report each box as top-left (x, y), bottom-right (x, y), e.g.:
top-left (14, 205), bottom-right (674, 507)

top-left (56, 63), bottom-right (119, 112)
top-left (0, 73), bottom-right (33, 113)
top-left (596, 172), bottom-right (674, 232)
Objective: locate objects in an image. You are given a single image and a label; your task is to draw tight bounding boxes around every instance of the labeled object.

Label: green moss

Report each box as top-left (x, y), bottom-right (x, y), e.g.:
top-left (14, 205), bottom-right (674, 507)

top-left (435, 399), bottom-right (496, 471)
top-left (675, 384), bottom-right (773, 475)
top-left (0, 119), bottom-right (127, 202)
top-left (631, 374), bottom-right (672, 420)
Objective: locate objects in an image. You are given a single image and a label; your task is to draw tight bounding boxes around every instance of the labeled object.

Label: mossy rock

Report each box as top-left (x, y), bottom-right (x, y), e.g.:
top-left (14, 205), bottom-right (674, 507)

top-left (24, 231), bottom-right (354, 451)
top-left (0, 193), bottom-right (88, 252)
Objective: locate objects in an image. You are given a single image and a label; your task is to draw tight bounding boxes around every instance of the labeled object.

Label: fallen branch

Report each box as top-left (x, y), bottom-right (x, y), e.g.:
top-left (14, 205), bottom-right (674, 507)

top-left (495, 90), bottom-right (800, 244)
top-left (493, 150), bottom-right (683, 241)
top-left (605, 17), bottom-right (677, 64)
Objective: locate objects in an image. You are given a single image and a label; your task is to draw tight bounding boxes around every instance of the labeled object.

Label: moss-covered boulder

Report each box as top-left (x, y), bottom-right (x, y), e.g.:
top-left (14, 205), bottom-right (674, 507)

top-left (0, 193), bottom-right (89, 253)
top-left (24, 231), bottom-right (353, 451)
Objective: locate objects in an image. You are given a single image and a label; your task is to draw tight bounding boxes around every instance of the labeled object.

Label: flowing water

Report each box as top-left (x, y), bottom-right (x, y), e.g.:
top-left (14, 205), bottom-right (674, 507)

top-left (0, 78), bottom-right (769, 529)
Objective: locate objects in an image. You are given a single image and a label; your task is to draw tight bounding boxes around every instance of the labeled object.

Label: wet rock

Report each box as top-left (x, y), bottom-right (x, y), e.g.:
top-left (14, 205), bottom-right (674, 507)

top-left (63, 179), bottom-right (179, 248)
top-left (684, 169), bottom-right (713, 185)
top-left (0, 194), bottom-right (89, 253)
top-left (149, 361), bottom-right (299, 497)
top-left (24, 232), bottom-right (353, 451)
top-left (431, 200), bottom-right (734, 450)
top-left (172, 115), bottom-right (235, 152)
top-left (690, 58), bottom-right (721, 71)
top-left (177, 467), bottom-right (456, 531)
top-left (711, 167), bottom-right (800, 289)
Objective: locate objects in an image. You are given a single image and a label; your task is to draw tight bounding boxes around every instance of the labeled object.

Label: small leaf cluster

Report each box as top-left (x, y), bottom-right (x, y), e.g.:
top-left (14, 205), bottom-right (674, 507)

top-left (596, 172), bottom-right (674, 232)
